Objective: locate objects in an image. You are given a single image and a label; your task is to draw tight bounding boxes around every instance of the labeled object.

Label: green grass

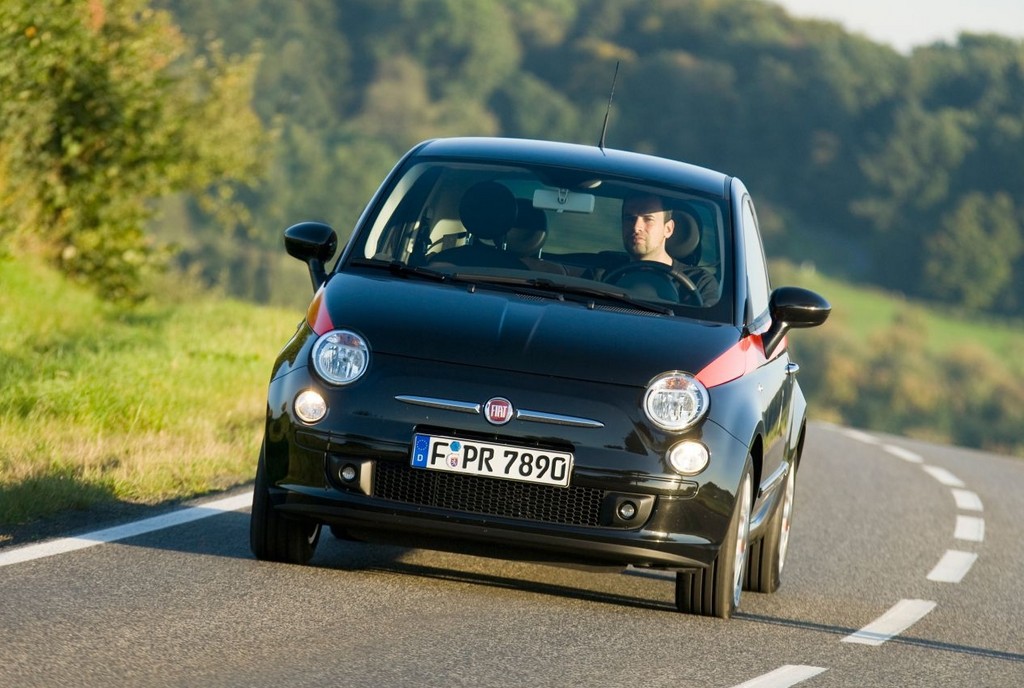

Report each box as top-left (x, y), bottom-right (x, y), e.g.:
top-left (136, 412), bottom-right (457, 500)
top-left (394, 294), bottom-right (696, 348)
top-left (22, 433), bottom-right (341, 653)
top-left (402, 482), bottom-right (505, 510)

top-left (773, 260), bottom-right (1024, 375)
top-left (0, 255), bottom-right (301, 534)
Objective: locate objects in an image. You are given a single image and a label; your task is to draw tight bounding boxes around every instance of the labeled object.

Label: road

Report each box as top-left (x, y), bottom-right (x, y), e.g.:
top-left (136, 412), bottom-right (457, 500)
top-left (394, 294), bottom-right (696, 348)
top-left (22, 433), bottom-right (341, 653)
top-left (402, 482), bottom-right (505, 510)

top-left (1, 422), bottom-right (1021, 687)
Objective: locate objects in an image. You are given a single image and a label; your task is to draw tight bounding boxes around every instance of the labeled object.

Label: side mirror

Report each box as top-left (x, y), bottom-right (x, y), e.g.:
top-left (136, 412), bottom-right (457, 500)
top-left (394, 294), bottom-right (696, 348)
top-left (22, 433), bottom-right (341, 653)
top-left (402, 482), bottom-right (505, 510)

top-left (284, 221), bottom-right (337, 291)
top-left (763, 286), bottom-right (831, 357)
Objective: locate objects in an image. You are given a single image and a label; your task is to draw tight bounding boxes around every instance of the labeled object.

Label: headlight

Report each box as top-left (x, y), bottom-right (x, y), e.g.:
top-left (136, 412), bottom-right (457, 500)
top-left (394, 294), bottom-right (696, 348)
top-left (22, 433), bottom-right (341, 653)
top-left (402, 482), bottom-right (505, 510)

top-left (643, 371), bottom-right (709, 432)
top-left (311, 330), bottom-right (369, 385)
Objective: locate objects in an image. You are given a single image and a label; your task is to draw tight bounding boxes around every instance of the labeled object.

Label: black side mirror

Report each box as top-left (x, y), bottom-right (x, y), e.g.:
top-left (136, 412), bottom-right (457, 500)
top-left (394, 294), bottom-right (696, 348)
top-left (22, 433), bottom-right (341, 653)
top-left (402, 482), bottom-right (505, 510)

top-left (763, 286), bottom-right (831, 357)
top-left (284, 221), bottom-right (337, 291)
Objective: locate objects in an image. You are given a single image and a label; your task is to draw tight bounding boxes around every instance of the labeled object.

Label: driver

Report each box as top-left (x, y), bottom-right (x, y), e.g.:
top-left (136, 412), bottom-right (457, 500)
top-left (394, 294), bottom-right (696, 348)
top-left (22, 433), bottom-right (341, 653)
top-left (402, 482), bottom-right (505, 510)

top-left (619, 193), bottom-right (717, 304)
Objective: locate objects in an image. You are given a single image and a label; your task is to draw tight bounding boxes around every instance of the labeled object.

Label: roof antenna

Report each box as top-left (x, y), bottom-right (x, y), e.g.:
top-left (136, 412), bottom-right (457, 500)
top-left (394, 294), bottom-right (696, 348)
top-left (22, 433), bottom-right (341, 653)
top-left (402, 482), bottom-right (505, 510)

top-left (598, 61), bottom-right (620, 152)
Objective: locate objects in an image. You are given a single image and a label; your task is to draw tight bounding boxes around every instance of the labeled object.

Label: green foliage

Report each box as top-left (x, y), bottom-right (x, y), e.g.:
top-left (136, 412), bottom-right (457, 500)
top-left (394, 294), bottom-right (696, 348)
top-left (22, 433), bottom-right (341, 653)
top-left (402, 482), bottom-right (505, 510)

top-left (925, 192), bottom-right (1022, 309)
top-left (0, 0), bottom-right (266, 303)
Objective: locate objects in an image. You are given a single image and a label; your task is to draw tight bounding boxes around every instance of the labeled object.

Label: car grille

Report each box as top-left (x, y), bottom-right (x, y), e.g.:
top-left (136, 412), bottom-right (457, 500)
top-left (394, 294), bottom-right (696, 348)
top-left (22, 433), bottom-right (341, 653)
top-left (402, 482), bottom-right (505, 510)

top-left (373, 461), bottom-right (603, 527)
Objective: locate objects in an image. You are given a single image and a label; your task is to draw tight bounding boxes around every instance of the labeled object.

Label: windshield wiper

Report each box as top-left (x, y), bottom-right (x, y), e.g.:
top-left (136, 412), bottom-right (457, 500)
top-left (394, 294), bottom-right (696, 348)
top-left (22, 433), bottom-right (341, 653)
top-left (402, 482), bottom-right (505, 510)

top-left (350, 261), bottom-right (670, 314)
top-left (451, 274), bottom-right (673, 315)
top-left (349, 259), bottom-right (451, 282)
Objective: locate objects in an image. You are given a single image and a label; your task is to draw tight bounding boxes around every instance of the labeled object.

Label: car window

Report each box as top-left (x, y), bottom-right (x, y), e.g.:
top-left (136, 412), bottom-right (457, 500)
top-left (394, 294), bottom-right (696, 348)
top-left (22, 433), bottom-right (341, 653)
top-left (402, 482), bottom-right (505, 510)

top-left (740, 197), bottom-right (771, 330)
top-left (349, 160), bottom-right (734, 324)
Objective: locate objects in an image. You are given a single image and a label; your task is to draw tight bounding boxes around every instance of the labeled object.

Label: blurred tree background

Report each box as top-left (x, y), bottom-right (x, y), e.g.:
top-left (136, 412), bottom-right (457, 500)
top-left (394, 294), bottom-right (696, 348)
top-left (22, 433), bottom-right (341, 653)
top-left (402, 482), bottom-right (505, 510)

top-left (4, 0), bottom-right (1024, 453)
top-left (144, 0), bottom-right (1024, 320)
top-left (0, 0), bottom-right (266, 302)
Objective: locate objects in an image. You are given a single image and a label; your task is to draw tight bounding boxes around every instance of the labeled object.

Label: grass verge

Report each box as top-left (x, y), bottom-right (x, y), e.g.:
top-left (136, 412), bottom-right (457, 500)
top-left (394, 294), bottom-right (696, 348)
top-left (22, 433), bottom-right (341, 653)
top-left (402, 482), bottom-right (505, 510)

top-left (0, 256), bottom-right (300, 534)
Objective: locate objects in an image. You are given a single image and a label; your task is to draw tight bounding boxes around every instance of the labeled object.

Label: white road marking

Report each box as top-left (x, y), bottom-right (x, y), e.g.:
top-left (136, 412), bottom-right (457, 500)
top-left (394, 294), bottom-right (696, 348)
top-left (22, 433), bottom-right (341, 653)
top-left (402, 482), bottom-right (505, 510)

top-left (0, 491), bottom-right (253, 568)
top-left (951, 488), bottom-right (984, 511)
top-left (843, 599), bottom-right (937, 646)
top-left (954, 515), bottom-right (985, 543)
top-left (731, 665), bottom-right (828, 688)
top-left (921, 465), bottom-right (965, 488)
top-left (841, 428), bottom-right (879, 444)
top-left (927, 550), bottom-right (979, 583)
top-left (881, 444), bottom-right (923, 463)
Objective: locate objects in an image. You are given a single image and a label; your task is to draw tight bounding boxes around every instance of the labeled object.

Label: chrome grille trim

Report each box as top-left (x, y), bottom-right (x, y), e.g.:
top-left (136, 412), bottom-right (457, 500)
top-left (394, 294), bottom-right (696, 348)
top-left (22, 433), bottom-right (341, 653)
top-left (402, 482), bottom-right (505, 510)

top-left (516, 409), bottom-right (605, 428)
top-left (395, 395), bottom-right (481, 414)
top-left (395, 395), bottom-right (603, 428)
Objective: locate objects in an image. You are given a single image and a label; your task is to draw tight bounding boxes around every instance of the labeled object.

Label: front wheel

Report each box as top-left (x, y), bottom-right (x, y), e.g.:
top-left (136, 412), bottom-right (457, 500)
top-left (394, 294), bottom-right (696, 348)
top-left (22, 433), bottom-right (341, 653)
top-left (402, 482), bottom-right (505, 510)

top-left (675, 459), bottom-right (753, 619)
top-left (250, 442), bottom-right (321, 564)
top-left (745, 462), bottom-right (796, 593)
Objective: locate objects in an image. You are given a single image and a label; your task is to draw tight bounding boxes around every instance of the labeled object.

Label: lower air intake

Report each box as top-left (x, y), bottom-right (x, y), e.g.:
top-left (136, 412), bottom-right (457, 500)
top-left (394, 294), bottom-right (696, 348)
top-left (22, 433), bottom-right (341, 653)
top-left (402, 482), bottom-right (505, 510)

top-left (373, 461), bottom-right (603, 527)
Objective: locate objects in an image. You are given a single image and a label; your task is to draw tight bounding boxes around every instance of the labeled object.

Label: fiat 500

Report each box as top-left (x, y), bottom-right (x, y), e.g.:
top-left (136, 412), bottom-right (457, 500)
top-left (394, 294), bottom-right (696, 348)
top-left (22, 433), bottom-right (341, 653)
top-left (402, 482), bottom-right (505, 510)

top-left (250, 137), bottom-right (829, 618)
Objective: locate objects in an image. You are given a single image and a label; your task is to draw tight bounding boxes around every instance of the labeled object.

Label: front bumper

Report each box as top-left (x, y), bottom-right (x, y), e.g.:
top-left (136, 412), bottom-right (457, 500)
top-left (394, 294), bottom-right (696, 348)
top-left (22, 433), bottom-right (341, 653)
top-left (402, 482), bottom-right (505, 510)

top-left (263, 344), bottom-right (751, 570)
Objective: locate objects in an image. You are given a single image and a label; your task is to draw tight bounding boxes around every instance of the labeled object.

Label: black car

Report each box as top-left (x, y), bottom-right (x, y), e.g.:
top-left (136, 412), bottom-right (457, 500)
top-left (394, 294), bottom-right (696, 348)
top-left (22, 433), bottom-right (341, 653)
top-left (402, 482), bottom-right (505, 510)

top-left (250, 137), bottom-right (829, 619)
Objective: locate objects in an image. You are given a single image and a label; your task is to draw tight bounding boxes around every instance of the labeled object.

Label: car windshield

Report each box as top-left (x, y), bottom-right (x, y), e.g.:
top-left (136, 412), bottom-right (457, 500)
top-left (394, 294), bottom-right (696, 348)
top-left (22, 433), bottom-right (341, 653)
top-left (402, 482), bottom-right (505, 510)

top-left (345, 158), bottom-right (734, 323)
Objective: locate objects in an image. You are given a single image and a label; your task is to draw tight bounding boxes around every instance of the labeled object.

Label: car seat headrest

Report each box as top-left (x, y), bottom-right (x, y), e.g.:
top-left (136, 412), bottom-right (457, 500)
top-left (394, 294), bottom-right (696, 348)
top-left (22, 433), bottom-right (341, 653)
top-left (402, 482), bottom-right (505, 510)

top-left (668, 206), bottom-right (701, 260)
top-left (459, 181), bottom-right (518, 242)
top-left (505, 198), bottom-right (548, 257)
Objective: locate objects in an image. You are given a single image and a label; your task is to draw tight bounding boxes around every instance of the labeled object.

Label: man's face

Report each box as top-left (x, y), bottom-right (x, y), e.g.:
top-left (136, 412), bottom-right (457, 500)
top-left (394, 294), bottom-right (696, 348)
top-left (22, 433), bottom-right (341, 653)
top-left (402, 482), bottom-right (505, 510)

top-left (622, 195), bottom-right (674, 262)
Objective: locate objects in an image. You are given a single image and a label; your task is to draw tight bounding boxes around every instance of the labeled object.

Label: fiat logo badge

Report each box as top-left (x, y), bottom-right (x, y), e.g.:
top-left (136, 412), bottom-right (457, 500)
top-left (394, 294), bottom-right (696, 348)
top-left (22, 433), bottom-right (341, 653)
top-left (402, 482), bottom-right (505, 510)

top-left (484, 397), bottom-right (514, 425)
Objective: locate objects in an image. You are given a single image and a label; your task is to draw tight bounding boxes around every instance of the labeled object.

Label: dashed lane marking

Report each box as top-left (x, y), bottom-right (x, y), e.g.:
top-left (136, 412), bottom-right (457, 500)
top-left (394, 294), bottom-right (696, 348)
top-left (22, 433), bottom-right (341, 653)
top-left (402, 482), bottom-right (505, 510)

top-left (927, 550), bottom-right (979, 583)
top-left (921, 465), bottom-right (966, 488)
top-left (954, 515), bottom-right (985, 543)
top-left (843, 599), bottom-right (937, 646)
top-left (882, 444), bottom-right (923, 463)
top-left (951, 488), bottom-right (984, 511)
top-left (730, 665), bottom-right (828, 688)
top-left (840, 428), bottom-right (880, 444)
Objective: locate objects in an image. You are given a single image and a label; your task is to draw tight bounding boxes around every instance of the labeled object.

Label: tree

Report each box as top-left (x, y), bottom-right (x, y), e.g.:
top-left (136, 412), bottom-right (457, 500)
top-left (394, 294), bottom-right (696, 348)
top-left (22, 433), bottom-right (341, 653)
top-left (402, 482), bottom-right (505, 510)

top-left (924, 192), bottom-right (1021, 310)
top-left (0, 0), bottom-right (267, 302)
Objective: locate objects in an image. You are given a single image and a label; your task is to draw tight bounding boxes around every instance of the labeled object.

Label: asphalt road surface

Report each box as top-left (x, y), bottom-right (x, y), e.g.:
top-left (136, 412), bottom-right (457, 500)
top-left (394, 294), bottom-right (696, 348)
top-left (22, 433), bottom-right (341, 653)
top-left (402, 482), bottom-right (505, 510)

top-left (1, 421), bottom-right (1022, 687)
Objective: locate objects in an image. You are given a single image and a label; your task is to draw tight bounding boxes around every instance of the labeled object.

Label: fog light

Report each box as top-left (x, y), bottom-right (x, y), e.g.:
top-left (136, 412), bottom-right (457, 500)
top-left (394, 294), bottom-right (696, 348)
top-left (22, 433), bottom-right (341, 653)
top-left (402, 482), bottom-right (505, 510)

top-left (339, 464), bottom-right (358, 482)
top-left (617, 501), bottom-right (638, 520)
top-left (668, 441), bottom-right (710, 476)
top-left (294, 389), bottom-right (327, 423)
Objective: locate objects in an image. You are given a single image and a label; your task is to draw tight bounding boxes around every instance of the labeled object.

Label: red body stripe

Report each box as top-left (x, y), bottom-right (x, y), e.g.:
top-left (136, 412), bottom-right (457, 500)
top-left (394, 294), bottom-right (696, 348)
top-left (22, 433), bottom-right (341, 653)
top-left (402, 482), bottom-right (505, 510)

top-left (306, 288), bottom-right (334, 334)
top-left (696, 334), bottom-right (767, 388)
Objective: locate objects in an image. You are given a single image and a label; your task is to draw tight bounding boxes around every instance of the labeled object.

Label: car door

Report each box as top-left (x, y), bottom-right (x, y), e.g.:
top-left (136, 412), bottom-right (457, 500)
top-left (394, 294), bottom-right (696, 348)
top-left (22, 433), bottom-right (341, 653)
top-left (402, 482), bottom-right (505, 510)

top-left (738, 192), bottom-right (792, 496)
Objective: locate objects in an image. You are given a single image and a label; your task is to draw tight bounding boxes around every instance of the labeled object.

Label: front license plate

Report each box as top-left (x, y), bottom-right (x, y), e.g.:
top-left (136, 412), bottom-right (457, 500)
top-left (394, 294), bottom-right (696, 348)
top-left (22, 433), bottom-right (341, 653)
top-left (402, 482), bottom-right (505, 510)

top-left (411, 434), bottom-right (573, 488)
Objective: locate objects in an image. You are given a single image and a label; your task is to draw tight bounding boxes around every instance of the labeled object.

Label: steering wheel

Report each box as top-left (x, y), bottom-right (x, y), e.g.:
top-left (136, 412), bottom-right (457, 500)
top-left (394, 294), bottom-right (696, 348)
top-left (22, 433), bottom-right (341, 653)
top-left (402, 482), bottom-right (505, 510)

top-left (602, 261), bottom-right (704, 306)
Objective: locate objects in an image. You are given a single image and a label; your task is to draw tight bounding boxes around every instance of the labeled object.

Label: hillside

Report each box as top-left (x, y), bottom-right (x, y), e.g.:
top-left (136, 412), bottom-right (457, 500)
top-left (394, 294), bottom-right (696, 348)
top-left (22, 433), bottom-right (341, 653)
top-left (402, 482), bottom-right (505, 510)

top-left (152, 0), bottom-right (1024, 322)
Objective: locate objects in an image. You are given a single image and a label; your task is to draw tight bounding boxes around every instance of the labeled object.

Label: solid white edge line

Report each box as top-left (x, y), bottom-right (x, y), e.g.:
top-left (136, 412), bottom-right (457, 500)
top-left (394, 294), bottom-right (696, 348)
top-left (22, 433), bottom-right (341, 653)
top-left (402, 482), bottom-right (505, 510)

top-left (842, 599), bottom-right (937, 646)
top-left (954, 515), bottom-right (985, 542)
top-left (0, 491), bottom-right (253, 568)
top-left (731, 665), bottom-right (828, 688)
top-left (921, 465), bottom-right (966, 488)
top-left (951, 488), bottom-right (984, 511)
top-left (927, 550), bottom-right (979, 583)
top-left (881, 444), bottom-right (923, 463)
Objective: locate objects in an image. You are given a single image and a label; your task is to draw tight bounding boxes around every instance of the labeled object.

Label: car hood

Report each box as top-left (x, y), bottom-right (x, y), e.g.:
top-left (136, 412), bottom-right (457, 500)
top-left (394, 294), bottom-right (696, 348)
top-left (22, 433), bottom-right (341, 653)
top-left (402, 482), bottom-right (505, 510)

top-left (313, 272), bottom-right (741, 387)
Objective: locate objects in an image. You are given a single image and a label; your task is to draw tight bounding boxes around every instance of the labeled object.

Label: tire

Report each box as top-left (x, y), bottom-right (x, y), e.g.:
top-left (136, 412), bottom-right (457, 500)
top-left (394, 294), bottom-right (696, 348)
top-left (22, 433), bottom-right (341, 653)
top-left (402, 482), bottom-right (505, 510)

top-left (745, 462), bottom-right (796, 594)
top-left (675, 459), bottom-right (753, 619)
top-left (250, 442), bottom-right (321, 564)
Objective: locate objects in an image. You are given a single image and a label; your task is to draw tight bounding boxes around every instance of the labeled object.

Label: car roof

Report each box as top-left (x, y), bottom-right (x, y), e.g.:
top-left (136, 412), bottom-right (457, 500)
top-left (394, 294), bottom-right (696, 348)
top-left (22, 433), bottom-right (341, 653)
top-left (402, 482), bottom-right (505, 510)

top-left (409, 137), bottom-right (732, 200)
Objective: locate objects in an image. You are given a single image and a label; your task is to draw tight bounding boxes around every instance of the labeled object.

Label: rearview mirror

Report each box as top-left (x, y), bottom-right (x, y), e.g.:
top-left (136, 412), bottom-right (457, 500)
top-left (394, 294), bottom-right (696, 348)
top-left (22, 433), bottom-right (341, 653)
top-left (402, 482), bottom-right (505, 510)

top-left (533, 188), bottom-right (595, 214)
